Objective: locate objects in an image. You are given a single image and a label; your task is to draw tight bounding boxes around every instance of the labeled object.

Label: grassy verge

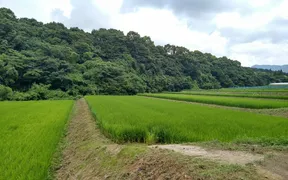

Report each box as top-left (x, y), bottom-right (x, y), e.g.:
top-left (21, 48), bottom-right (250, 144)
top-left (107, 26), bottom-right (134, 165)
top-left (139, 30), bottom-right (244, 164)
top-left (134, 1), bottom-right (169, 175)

top-left (140, 93), bottom-right (288, 109)
top-left (85, 96), bottom-right (288, 145)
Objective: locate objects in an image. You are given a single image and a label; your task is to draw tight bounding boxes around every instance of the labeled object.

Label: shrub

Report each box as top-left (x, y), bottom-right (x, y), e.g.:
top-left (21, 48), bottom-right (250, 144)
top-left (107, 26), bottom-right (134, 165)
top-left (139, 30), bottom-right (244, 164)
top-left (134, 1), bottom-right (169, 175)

top-left (0, 85), bottom-right (12, 101)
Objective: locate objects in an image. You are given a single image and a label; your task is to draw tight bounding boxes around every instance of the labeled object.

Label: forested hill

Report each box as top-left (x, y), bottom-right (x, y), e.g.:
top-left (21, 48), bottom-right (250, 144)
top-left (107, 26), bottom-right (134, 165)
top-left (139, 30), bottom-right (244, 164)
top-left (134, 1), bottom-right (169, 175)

top-left (0, 8), bottom-right (288, 100)
top-left (252, 65), bottom-right (288, 73)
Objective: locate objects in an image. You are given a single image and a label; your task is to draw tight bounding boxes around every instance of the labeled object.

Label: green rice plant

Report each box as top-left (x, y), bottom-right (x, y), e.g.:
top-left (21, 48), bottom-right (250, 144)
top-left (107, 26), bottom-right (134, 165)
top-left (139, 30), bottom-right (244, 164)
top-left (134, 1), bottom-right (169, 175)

top-left (85, 96), bottom-right (288, 145)
top-left (140, 93), bottom-right (288, 109)
top-left (220, 87), bottom-right (288, 93)
top-left (175, 90), bottom-right (288, 100)
top-left (0, 100), bottom-right (74, 180)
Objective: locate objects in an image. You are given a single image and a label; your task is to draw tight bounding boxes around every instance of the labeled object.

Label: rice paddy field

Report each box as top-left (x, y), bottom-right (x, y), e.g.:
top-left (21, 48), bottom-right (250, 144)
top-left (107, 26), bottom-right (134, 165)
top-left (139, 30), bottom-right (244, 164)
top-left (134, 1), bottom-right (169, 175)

top-left (1, 86), bottom-right (288, 179)
top-left (85, 96), bottom-right (288, 145)
top-left (176, 90), bottom-right (288, 100)
top-left (220, 85), bottom-right (288, 92)
top-left (140, 93), bottom-right (288, 109)
top-left (0, 100), bottom-right (73, 180)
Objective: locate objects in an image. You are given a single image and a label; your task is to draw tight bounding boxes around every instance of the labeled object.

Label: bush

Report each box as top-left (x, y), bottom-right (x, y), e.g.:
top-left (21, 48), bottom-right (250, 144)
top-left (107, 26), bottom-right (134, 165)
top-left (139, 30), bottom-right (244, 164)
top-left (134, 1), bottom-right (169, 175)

top-left (46, 90), bottom-right (72, 100)
top-left (27, 84), bottom-right (73, 100)
top-left (0, 85), bottom-right (12, 101)
top-left (5, 83), bottom-right (73, 101)
top-left (10, 91), bottom-right (30, 101)
top-left (28, 84), bottom-right (51, 100)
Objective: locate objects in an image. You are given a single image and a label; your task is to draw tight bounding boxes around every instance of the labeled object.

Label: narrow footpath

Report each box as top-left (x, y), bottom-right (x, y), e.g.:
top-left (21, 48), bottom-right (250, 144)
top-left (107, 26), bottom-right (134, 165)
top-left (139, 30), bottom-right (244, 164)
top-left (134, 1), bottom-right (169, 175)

top-left (56, 98), bottom-right (121, 179)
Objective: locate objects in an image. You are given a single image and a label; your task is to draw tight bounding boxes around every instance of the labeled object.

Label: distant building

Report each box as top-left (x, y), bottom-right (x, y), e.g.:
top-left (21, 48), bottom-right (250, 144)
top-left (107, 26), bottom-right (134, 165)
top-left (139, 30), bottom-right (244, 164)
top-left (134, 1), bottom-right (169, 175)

top-left (269, 83), bottom-right (288, 86)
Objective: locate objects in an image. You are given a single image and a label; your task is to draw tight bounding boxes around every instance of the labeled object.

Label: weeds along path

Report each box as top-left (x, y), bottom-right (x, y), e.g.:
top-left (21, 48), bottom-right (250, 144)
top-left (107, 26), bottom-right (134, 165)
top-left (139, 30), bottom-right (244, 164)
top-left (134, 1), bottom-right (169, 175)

top-left (56, 98), bottom-right (283, 180)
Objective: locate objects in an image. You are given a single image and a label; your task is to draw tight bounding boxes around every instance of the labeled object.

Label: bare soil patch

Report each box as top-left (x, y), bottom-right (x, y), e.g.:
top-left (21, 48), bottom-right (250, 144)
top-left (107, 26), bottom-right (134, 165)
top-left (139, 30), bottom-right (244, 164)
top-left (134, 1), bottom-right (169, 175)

top-left (150, 145), bottom-right (288, 180)
top-left (150, 144), bottom-right (264, 165)
top-left (127, 148), bottom-right (262, 180)
top-left (258, 154), bottom-right (288, 179)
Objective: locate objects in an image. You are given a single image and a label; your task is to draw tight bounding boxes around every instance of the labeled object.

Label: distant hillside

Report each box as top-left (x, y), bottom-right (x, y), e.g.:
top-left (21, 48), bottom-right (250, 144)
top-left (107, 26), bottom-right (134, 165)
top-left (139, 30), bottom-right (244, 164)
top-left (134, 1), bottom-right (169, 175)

top-left (0, 7), bottom-right (288, 101)
top-left (252, 65), bottom-right (288, 73)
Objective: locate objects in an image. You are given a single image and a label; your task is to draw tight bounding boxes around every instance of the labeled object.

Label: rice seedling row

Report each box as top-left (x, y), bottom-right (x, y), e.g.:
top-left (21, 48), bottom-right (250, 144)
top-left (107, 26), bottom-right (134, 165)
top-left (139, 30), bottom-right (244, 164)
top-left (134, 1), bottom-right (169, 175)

top-left (140, 93), bottom-right (288, 109)
top-left (174, 91), bottom-right (288, 100)
top-left (0, 100), bottom-right (74, 180)
top-left (219, 87), bottom-right (288, 93)
top-left (85, 96), bottom-right (288, 145)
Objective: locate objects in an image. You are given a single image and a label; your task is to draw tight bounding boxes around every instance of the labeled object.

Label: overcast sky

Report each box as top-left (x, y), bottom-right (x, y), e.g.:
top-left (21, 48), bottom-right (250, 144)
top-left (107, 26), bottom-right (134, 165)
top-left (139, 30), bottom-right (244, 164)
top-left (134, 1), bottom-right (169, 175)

top-left (1, 0), bottom-right (288, 67)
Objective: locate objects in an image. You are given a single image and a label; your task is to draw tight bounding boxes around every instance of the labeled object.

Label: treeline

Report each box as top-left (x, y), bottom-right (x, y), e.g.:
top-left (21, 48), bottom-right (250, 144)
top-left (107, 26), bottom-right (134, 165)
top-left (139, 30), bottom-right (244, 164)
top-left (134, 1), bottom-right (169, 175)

top-left (0, 8), bottom-right (287, 100)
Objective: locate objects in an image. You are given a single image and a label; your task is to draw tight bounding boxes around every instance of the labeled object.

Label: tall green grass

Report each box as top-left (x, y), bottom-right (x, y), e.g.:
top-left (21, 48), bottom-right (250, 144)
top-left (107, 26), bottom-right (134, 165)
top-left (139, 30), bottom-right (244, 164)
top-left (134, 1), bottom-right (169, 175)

top-left (0, 100), bottom-right (74, 180)
top-left (140, 93), bottom-right (288, 109)
top-left (85, 96), bottom-right (288, 145)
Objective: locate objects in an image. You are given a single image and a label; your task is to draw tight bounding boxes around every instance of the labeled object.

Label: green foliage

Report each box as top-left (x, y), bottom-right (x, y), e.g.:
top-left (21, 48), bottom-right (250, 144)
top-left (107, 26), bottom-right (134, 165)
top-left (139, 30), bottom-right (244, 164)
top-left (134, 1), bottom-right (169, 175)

top-left (0, 100), bottom-right (73, 180)
top-left (25, 83), bottom-right (72, 100)
top-left (1, 8), bottom-right (288, 100)
top-left (141, 93), bottom-right (288, 109)
top-left (28, 83), bottom-right (51, 100)
top-left (0, 83), bottom-right (73, 101)
top-left (0, 85), bottom-right (12, 100)
top-left (10, 91), bottom-right (30, 101)
top-left (85, 96), bottom-right (288, 144)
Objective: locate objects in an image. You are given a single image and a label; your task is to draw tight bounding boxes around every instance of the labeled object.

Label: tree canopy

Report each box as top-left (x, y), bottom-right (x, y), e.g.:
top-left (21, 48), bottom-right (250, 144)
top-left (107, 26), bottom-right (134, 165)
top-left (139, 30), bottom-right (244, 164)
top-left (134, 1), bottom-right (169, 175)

top-left (0, 8), bottom-right (287, 100)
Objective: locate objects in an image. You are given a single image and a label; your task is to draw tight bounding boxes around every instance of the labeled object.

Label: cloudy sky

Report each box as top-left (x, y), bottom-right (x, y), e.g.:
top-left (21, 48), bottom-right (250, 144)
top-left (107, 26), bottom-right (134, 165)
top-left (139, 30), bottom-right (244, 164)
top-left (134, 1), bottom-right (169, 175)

top-left (1, 0), bottom-right (288, 67)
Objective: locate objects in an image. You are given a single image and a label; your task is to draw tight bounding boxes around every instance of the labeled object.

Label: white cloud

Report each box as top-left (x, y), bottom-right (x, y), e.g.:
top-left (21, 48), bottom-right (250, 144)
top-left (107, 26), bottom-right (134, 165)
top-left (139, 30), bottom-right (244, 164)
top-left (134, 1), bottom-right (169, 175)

top-left (1, 0), bottom-right (287, 67)
top-left (214, 11), bottom-right (274, 30)
top-left (112, 8), bottom-right (228, 57)
top-left (213, 0), bottom-right (288, 31)
top-left (211, 1), bottom-right (288, 66)
top-left (272, 0), bottom-right (288, 19)
top-left (248, 0), bottom-right (271, 8)
top-left (230, 41), bottom-right (288, 66)
top-left (92, 0), bottom-right (122, 15)
top-left (0, 0), bottom-right (72, 22)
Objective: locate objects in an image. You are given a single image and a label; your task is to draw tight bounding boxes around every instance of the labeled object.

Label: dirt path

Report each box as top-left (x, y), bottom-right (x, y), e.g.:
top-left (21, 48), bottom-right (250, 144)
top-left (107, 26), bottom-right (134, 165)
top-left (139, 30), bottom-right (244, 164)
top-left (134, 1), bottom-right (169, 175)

top-left (55, 98), bottom-right (286, 180)
top-left (150, 145), bottom-right (287, 180)
top-left (150, 145), bottom-right (264, 165)
top-left (56, 98), bottom-right (121, 179)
